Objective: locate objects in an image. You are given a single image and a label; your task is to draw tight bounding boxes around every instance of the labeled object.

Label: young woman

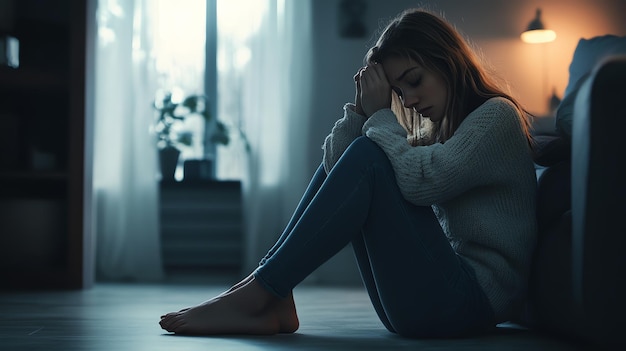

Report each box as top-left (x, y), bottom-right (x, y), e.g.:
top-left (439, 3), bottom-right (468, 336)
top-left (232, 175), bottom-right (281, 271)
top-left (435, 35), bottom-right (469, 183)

top-left (160, 8), bottom-right (537, 338)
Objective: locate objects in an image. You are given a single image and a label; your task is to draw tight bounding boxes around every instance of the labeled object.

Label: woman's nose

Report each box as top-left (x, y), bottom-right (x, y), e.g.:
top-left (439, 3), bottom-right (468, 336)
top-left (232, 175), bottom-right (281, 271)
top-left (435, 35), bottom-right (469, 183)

top-left (402, 94), bottom-right (419, 109)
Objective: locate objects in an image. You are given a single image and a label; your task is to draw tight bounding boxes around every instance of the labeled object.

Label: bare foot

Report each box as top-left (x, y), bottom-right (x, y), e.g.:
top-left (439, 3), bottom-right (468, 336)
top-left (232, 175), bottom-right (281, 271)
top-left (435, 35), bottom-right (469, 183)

top-left (222, 273), bottom-right (255, 295)
top-left (159, 277), bottom-right (299, 335)
top-left (160, 274), bottom-right (256, 319)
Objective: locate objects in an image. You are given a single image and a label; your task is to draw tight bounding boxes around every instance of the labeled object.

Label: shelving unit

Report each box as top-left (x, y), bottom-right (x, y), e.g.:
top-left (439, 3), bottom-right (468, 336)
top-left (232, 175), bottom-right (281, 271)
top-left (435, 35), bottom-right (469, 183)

top-left (0, 0), bottom-right (93, 290)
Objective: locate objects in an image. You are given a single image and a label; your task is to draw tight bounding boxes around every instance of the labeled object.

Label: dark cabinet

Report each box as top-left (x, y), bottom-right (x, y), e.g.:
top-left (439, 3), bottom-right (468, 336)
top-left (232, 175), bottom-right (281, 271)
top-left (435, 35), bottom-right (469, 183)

top-left (159, 180), bottom-right (244, 276)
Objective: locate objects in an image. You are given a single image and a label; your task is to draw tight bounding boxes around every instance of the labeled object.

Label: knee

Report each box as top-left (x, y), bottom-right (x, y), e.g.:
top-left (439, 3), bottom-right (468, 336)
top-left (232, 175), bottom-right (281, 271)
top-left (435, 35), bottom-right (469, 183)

top-left (346, 136), bottom-right (386, 159)
top-left (337, 136), bottom-right (395, 177)
top-left (350, 136), bottom-right (377, 150)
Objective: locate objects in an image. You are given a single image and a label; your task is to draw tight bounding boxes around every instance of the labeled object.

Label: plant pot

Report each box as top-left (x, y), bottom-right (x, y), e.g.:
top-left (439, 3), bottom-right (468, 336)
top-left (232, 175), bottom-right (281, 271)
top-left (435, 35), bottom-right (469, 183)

top-left (159, 146), bottom-right (180, 181)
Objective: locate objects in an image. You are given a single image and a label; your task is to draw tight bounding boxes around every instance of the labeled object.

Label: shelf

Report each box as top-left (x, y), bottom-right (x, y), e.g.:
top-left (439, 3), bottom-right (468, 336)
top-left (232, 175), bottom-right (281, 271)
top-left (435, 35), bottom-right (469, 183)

top-left (0, 66), bottom-right (68, 91)
top-left (0, 171), bottom-right (68, 198)
top-left (0, 269), bottom-right (73, 290)
top-left (0, 170), bottom-right (67, 181)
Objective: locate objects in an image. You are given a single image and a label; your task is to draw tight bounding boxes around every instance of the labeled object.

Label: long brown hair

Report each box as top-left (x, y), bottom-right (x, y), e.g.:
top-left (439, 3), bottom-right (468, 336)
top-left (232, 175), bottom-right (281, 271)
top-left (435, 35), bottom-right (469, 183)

top-left (366, 8), bottom-right (534, 147)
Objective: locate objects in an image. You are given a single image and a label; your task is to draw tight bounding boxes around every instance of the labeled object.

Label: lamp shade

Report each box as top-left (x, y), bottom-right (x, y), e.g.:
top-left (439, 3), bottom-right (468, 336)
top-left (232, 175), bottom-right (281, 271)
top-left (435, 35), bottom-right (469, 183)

top-left (521, 8), bottom-right (556, 44)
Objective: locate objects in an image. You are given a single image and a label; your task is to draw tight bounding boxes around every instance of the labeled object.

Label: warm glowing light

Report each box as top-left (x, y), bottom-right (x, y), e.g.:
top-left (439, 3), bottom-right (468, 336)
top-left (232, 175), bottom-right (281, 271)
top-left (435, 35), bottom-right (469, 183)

top-left (521, 29), bottom-right (557, 44)
top-left (521, 8), bottom-right (556, 44)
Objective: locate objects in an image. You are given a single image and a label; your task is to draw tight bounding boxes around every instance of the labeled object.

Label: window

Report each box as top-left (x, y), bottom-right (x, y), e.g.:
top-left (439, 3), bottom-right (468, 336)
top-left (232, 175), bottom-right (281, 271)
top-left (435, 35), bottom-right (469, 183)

top-left (151, 0), bottom-right (207, 180)
top-left (152, 0), bottom-right (263, 181)
top-left (214, 0), bottom-right (266, 180)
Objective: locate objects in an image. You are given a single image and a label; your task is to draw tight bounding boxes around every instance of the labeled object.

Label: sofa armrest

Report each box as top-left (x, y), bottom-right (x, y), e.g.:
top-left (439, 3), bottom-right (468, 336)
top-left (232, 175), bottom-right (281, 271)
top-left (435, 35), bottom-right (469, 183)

top-left (571, 55), bottom-right (626, 347)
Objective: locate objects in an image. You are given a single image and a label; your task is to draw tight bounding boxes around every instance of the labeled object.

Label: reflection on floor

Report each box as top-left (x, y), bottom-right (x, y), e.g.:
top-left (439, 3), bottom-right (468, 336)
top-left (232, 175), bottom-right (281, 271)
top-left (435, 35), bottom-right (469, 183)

top-left (0, 278), bottom-right (587, 351)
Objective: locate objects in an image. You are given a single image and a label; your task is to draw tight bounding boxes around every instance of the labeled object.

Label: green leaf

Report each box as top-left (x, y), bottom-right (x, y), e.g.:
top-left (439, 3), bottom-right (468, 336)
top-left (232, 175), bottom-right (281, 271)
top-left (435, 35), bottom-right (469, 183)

top-left (177, 132), bottom-right (193, 146)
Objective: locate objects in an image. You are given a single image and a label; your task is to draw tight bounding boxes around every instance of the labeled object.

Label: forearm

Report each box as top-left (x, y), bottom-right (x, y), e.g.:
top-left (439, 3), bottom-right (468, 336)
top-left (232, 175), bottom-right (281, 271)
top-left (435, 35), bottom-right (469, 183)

top-left (322, 103), bottom-right (367, 173)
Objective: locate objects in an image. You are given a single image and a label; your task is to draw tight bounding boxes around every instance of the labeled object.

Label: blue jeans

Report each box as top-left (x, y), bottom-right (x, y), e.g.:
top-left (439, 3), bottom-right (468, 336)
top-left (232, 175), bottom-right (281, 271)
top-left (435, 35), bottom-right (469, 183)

top-left (254, 136), bottom-right (495, 338)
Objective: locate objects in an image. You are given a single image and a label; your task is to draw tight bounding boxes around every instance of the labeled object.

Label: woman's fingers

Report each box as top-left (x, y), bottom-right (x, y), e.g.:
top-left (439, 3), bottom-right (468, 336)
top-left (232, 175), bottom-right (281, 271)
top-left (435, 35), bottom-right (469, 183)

top-left (354, 67), bottom-right (366, 116)
top-left (354, 66), bottom-right (365, 82)
top-left (359, 63), bottom-right (391, 116)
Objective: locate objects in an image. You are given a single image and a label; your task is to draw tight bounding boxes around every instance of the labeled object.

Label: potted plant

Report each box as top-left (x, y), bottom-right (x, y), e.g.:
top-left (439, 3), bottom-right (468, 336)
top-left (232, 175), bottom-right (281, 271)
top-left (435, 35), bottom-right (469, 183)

top-left (153, 91), bottom-right (228, 181)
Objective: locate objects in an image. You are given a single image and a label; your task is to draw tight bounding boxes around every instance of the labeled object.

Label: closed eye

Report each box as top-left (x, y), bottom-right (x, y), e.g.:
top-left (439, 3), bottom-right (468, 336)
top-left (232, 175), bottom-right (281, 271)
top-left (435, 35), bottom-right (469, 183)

top-left (409, 77), bottom-right (422, 87)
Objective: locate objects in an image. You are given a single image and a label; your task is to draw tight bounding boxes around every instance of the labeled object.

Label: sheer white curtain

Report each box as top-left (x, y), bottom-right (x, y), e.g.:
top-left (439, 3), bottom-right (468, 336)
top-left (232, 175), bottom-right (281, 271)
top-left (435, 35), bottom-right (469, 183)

top-left (232, 0), bottom-right (313, 271)
top-left (93, 0), bottom-right (163, 281)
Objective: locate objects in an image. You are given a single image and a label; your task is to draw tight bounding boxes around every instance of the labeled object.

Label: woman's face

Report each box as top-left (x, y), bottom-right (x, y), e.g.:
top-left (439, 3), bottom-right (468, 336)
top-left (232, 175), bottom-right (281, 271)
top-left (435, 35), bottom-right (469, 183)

top-left (381, 56), bottom-right (447, 123)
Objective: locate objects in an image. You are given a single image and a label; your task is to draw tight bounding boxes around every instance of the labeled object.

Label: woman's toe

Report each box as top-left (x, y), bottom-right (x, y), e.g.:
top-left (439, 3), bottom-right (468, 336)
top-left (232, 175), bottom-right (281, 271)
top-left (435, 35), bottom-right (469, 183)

top-left (169, 318), bottom-right (187, 333)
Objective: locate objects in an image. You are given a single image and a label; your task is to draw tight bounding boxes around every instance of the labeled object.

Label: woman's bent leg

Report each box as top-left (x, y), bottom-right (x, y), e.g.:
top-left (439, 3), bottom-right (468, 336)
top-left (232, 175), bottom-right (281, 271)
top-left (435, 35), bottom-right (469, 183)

top-left (159, 167), bottom-right (329, 335)
top-left (160, 136), bottom-right (378, 335)
top-left (161, 136), bottom-right (493, 337)
top-left (356, 200), bottom-right (495, 338)
top-left (351, 234), bottom-right (396, 333)
top-left (222, 164), bottom-right (328, 295)
top-left (259, 164), bottom-right (327, 266)
top-left (253, 136), bottom-right (396, 297)
top-left (347, 140), bottom-right (495, 338)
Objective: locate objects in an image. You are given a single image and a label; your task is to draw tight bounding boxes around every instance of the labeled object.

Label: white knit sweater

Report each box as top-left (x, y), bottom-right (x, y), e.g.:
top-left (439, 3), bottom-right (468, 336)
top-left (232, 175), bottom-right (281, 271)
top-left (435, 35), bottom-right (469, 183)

top-left (322, 97), bottom-right (537, 323)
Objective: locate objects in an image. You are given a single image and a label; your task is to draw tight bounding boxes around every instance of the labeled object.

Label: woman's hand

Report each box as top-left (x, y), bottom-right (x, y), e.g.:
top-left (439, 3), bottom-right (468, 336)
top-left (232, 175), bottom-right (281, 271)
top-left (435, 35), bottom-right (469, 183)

top-left (353, 67), bottom-right (366, 116)
top-left (358, 63), bottom-right (392, 117)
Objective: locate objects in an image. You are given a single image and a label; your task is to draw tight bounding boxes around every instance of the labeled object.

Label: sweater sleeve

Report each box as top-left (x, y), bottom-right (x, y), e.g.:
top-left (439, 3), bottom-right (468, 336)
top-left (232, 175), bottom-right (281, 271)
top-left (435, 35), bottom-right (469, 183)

top-left (322, 103), bottom-right (368, 173)
top-left (363, 97), bottom-right (529, 206)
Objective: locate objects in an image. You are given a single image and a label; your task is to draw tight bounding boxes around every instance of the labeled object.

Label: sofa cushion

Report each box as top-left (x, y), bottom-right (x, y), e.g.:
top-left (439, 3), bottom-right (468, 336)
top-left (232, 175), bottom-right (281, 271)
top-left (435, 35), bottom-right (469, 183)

top-left (555, 35), bottom-right (626, 139)
top-left (532, 134), bottom-right (570, 167)
top-left (535, 160), bottom-right (571, 235)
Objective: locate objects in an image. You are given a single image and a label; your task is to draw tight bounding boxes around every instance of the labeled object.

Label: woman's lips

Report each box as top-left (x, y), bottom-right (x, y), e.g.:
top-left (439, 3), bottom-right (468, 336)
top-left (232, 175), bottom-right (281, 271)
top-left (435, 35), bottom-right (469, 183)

top-left (418, 107), bottom-right (432, 116)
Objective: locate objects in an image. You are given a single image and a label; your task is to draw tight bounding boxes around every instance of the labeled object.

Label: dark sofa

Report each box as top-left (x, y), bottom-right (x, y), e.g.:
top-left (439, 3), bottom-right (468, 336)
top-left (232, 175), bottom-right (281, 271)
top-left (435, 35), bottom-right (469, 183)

top-left (519, 35), bottom-right (626, 349)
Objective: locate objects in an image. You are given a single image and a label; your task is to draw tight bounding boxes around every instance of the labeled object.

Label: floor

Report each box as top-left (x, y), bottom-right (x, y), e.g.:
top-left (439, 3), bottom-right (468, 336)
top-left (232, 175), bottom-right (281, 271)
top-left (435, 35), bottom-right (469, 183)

top-left (0, 277), bottom-right (589, 351)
